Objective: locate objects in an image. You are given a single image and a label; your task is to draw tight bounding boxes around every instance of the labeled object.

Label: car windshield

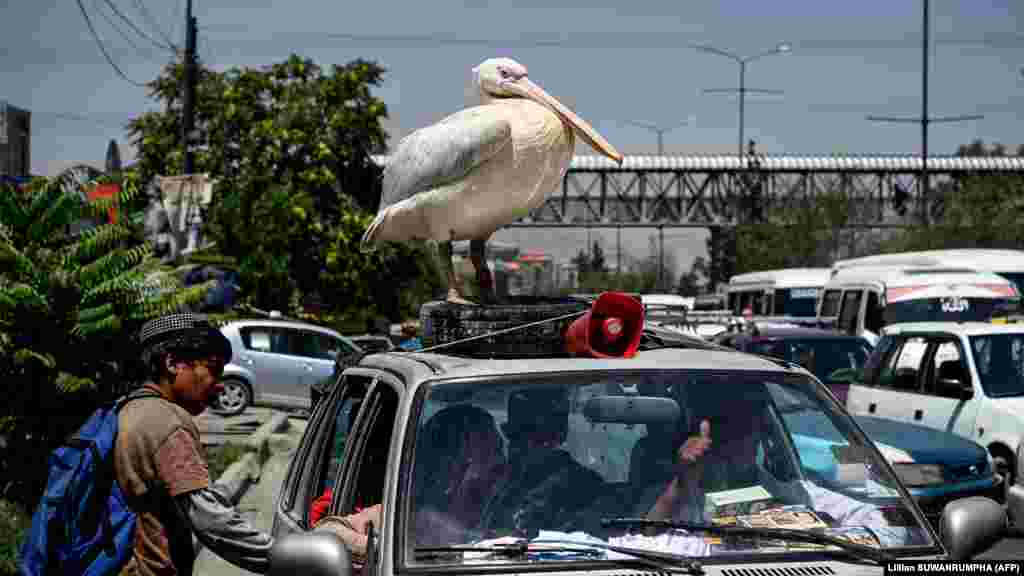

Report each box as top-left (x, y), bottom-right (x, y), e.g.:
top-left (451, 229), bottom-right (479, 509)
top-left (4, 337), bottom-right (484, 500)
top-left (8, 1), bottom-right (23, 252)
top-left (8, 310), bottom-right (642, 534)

top-left (884, 297), bottom-right (1019, 325)
top-left (969, 333), bottom-right (1024, 398)
top-left (773, 288), bottom-right (821, 317)
top-left (402, 369), bottom-right (934, 566)
top-left (748, 338), bottom-right (872, 382)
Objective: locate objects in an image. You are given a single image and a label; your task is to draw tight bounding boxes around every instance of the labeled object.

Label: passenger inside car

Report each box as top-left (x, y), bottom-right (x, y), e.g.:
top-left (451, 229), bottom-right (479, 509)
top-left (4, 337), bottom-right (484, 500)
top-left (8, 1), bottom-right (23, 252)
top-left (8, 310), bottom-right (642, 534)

top-left (479, 387), bottom-right (606, 536)
top-left (314, 404), bottom-right (509, 558)
top-left (644, 382), bottom-right (926, 549)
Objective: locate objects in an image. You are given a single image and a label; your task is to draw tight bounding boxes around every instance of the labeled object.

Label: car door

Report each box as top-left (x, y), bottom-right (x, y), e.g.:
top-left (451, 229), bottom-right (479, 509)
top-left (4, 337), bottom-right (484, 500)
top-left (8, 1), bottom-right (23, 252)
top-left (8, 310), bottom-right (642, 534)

top-left (237, 325), bottom-right (302, 406)
top-left (293, 329), bottom-right (358, 397)
top-left (847, 335), bottom-right (930, 424)
top-left (273, 371), bottom-right (376, 537)
top-left (918, 337), bottom-right (981, 440)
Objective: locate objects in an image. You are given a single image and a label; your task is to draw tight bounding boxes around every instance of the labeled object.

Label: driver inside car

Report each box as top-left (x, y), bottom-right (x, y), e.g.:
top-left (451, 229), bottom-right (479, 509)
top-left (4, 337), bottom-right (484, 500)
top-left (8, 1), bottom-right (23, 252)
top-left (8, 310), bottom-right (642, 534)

top-left (643, 384), bottom-right (925, 549)
top-left (479, 387), bottom-right (605, 537)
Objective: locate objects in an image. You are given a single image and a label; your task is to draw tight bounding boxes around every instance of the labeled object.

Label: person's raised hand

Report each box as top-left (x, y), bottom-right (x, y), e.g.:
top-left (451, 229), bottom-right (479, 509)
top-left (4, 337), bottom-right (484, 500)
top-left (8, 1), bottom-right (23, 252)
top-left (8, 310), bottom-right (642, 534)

top-left (677, 419), bottom-right (712, 463)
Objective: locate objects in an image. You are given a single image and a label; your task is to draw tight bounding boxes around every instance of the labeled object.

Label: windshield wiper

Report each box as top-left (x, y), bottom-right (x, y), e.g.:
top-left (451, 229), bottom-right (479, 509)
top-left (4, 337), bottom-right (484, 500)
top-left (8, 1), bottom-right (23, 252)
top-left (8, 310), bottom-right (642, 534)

top-left (601, 517), bottom-right (893, 565)
top-left (415, 541), bottom-right (706, 574)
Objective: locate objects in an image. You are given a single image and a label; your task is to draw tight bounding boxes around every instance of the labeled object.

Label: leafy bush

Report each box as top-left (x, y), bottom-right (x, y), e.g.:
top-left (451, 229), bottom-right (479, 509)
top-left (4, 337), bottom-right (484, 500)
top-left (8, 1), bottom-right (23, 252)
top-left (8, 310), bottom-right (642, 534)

top-left (0, 172), bottom-right (216, 510)
top-left (0, 499), bottom-right (30, 576)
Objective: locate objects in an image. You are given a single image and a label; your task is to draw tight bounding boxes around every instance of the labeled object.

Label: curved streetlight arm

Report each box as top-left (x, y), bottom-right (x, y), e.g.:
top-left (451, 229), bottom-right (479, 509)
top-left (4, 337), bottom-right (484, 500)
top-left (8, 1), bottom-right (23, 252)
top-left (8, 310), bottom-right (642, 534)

top-left (744, 45), bottom-right (791, 64)
top-left (691, 44), bottom-right (741, 64)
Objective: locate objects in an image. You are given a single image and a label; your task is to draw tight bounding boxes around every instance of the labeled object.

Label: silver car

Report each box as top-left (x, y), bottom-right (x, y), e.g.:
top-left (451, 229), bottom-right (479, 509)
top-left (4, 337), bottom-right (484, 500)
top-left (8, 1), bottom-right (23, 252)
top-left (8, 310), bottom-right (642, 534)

top-left (215, 319), bottom-right (362, 415)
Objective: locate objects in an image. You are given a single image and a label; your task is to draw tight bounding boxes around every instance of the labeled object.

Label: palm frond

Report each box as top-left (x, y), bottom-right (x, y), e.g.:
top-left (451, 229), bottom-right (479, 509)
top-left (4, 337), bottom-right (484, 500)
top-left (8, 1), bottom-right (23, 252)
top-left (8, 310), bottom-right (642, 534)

top-left (0, 283), bottom-right (47, 311)
top-left (72, 313), bottom-right (125, 338)
top-left (127, 280), bottom-right (219, 320)
top-left (0, 185), bottom-right (28, 230)
top-left (12, 349), bottom-right (56, 370)
top-left (0, 238), bottom-right (38, 283)
top-left (77, 302), bottom-right (114, 324)
top-left (25, 180), bottom-right (66, 224)
top-left (77, 245), bottom-right (150, 292)
top-left (54, 371), bottom-right (96, 394)
top-left (27, 191), bottom-right (83, 244)
top-left (62, 223), bottom-right (135, 268)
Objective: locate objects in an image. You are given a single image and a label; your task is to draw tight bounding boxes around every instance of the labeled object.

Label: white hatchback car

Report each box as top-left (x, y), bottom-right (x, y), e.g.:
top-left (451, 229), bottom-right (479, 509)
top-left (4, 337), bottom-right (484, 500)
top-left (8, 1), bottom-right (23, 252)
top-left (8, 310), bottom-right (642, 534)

top-left (215, 319), bottom-right (362, 415)
top-left (844, 321), bottom-right (1024, 489)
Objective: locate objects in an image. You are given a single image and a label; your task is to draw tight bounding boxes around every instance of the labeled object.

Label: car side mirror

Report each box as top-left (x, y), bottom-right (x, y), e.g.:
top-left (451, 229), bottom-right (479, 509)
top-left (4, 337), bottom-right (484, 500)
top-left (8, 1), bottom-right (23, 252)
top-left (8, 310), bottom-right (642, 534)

top-left (939, 496), bottom-right (1006, 560)
top-left (938, 378), bottom-right (973, 401)
top-left (269, 531), bottom-right (352, 576)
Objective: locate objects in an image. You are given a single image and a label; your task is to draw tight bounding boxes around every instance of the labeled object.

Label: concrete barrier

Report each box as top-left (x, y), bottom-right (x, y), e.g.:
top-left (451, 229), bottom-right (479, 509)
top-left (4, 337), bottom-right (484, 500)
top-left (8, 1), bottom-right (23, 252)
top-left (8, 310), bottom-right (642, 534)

top-left (192, 411), bottom-right (291, 558)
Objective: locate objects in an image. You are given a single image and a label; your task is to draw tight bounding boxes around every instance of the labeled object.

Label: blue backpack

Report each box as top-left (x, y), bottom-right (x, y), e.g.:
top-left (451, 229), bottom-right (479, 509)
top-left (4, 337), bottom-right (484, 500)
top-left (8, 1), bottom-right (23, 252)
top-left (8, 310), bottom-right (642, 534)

top-left (19, 389), bottom-right (162, 576)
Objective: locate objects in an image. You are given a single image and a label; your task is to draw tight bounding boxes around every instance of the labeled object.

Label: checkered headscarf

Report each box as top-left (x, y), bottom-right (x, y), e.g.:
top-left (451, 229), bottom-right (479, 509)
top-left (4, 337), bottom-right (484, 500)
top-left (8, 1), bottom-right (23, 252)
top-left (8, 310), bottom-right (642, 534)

top-left (138, 313), bottom-right (232, 367)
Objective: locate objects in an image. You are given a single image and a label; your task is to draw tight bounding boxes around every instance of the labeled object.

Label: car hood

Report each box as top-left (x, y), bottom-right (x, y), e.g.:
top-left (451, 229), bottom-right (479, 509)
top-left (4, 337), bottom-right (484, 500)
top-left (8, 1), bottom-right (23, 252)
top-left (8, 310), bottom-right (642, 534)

top-left (854, 415), bottom-right (987, 467)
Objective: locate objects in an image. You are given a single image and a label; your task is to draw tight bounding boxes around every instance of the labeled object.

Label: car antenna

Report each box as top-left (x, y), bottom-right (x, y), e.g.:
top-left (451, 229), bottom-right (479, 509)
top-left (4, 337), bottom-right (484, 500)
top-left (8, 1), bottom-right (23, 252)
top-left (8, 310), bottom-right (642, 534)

top-left (413, 310), bottom-right (588, 354)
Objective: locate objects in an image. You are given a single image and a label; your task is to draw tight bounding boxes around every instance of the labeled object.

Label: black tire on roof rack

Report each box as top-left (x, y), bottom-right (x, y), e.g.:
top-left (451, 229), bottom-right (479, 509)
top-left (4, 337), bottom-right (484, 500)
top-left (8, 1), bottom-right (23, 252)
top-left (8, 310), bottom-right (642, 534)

top-left (419, 296), bottom-right (591, 357)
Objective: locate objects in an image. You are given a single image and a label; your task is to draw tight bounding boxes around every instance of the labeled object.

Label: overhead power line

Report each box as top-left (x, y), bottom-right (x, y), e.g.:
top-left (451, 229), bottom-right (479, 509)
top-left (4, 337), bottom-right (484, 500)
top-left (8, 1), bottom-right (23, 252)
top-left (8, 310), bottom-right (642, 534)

top-left (76, 0), bottom-right (150, 88)
top-left (38, 111), bottom-right (131, 129)
top-left (131, 0), bottom-right (177, 50)
top-left (98, 0), bottom-right (176, 53)
top-left (197, 29), bottom-right (1024, 51)
top-left (90, 0), bottom-right (164, 63)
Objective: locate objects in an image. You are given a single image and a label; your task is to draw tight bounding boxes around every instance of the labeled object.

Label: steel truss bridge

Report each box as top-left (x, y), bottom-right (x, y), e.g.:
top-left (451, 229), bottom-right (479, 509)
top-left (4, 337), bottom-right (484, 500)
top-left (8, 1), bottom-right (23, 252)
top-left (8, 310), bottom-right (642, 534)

top-left (374, 154), bottom-right (1024, 229)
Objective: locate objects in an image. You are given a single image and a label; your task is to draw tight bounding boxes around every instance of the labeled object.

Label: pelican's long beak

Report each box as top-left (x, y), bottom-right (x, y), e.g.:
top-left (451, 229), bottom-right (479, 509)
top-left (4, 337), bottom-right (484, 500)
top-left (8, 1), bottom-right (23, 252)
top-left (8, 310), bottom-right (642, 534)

top-left (512, 78), bottom-right (624, 164)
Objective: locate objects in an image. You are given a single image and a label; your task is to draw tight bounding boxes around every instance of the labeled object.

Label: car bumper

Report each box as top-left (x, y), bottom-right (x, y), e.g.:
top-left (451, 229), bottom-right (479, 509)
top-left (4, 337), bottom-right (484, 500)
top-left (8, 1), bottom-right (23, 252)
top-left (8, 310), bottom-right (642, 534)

top-left (912, 474), bottom-right (1003, 526)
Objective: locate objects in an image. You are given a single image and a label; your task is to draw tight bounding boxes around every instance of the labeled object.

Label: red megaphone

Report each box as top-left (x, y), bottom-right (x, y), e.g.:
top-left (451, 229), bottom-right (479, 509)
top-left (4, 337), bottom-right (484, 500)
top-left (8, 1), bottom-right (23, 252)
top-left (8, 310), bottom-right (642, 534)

top-left (565, 292), bottom-right (645, 359)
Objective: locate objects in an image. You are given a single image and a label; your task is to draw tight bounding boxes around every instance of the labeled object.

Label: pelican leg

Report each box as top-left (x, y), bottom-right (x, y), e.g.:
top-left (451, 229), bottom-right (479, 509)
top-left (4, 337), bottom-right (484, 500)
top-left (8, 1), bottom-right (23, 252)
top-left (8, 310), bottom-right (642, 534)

top-left (440, 240), bottom-right (475, 305)
top-left (470, 239), bottom-right (496, 305)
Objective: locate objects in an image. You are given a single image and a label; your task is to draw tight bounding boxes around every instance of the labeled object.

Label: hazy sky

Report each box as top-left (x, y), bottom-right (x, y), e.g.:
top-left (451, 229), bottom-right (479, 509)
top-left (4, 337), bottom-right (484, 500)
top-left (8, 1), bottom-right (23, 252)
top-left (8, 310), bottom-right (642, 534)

top-left (3, 0), bottom-right (1022, 274)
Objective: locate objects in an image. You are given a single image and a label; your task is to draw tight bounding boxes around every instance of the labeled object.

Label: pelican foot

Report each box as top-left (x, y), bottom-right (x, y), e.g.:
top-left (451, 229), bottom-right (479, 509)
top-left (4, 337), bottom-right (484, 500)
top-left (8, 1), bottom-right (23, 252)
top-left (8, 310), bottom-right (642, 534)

top-left (446, 289), bottom-right (478, 306)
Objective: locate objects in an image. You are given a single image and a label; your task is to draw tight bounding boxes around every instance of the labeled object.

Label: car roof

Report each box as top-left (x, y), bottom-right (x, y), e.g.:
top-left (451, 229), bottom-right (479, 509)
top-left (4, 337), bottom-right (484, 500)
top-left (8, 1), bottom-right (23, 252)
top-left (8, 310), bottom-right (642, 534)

top-left (727, 268), bottom-right (832, 289)
top-left (825, 266), bottom-right (1013, 288)
top-left (355, 346), bottom-right (799, 387)
top-left (732, 326), bottom-right (867, 340)
top-left (883, 321), bottom-right (1024, 336)
top-left (221, 318), bottom-right (344, 334)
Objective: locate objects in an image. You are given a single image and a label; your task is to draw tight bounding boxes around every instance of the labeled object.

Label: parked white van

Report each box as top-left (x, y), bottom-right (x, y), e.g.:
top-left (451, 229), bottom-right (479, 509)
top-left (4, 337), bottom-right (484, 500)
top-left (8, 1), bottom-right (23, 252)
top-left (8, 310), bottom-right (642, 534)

top-left (845, 321), bottom-right (1024, 488)
top-left (832, 249), bottom-right (1024, 295)
top-left (817, 266), bottom-right (1020, 345)
top-left (726, 268), bottom-right (832, 318)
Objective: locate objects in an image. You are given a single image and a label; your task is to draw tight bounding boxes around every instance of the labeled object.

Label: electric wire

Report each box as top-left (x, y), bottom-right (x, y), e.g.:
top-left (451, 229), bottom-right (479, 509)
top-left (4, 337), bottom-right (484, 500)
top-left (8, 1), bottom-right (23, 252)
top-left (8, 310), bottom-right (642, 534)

top-left (97, 0), bottom-right (176, 53)
top-left (90, 0), bottom-right (164, 63)
top-left (131, 0), bottom-right (177, 50)
top-left (75, 0), bottom-right (150, 88)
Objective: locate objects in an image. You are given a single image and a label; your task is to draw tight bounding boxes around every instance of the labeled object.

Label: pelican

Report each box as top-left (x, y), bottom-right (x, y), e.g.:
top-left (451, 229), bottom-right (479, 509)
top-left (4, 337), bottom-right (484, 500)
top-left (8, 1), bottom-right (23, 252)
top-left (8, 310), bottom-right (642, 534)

top-left (360, 57), bottom-right (623, 304)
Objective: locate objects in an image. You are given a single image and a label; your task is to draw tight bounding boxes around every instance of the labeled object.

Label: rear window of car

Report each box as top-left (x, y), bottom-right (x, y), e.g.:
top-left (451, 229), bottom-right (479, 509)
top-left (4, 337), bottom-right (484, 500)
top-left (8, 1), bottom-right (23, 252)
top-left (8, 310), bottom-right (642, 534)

top-left (749, 337), bottom-right (872, 382)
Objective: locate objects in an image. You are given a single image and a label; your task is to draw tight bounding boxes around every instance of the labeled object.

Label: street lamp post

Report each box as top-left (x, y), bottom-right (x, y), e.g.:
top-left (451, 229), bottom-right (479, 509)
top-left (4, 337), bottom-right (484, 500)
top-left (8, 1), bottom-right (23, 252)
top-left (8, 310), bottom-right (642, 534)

top-left (621, 120), bottom-right (689, 155)
top-left (695, 43), bottom-right (791, 159)
top-left (621, 119), bottom-right (689, 290)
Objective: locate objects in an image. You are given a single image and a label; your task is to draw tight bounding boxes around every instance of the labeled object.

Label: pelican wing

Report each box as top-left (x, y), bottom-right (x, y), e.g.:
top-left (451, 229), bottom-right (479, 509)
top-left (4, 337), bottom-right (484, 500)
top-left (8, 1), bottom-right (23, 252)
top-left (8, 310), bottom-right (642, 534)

top-left (380, 107), bottom-right (512, 209)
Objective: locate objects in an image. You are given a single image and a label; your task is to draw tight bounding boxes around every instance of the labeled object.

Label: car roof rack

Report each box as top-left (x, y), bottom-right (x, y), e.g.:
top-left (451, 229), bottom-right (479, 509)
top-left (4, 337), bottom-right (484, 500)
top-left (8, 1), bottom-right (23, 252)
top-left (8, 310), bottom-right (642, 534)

top-left (397, 308), bottom-right (725, 360)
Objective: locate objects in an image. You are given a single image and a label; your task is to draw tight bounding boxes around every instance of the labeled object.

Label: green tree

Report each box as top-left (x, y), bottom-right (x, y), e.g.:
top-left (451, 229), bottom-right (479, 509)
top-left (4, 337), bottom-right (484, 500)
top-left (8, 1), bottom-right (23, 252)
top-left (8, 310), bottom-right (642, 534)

top-left (0, 172), bottom-right (215, 508)
top-left (880, 140), bottom-right (1024, 252)
top-left (128, 55), bottom-right (437, 320)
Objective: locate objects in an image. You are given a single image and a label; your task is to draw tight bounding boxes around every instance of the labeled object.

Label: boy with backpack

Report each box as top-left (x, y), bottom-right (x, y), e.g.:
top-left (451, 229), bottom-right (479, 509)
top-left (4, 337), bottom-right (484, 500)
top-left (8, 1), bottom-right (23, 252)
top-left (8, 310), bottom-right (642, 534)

top-left (21, 313), bottom-right (277, 575)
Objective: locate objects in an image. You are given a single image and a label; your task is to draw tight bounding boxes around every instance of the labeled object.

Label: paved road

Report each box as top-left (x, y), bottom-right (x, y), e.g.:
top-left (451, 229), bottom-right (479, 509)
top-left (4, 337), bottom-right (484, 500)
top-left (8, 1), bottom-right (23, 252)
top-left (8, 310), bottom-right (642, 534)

top-left (196, 408), bottom-right (307, 575)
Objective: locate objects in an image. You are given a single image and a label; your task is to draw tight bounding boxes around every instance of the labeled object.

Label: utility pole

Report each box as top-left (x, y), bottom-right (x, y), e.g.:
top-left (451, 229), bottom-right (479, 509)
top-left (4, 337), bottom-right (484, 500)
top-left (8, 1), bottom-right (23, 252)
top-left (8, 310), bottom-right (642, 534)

top-left (182, 0), bottom-right (197, 175)
top-left (867, 0), bottom-right (982, 226)
top-left (658, 225), bottom-right (665, 291)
